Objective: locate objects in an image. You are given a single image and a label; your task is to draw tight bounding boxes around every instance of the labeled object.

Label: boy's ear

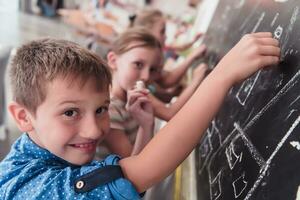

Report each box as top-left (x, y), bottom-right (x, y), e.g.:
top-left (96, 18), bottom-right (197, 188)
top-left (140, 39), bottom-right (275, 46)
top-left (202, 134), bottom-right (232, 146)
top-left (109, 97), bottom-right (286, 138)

top-left (106, 51), bottom-right (118, 70)
top-left (8, 102), bottom-right (34, 132)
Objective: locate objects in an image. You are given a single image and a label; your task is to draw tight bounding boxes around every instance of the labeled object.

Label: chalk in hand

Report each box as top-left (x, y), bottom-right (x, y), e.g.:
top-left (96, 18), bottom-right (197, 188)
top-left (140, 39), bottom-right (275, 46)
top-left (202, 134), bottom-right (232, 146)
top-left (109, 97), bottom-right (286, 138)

top-left (135, 80), bottom-right (145, 90)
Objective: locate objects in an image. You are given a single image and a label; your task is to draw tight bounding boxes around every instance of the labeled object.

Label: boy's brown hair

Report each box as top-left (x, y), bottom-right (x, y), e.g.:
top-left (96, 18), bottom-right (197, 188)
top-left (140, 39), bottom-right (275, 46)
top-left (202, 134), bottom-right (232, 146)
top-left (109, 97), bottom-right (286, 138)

top-left (10, 38), bottom-right (111, 113)
top-left (130, 9), bottom-right (164, 29)
top-left (112, 27), bottom-right (162, 55)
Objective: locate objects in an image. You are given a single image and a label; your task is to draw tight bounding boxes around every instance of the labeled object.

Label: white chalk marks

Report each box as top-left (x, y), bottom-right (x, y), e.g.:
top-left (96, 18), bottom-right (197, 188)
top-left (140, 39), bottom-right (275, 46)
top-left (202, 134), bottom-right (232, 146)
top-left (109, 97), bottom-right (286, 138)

top-left (198, 120), bottom-right (222, 174)
top-left (270, 13), bottom-right (279, 27)
top-left (252, 12), bottom-right (266, 33)
top-left (236, 71), bottom-right (261, 106)
top-left (225, 142), bottom-right (243, 170)
top-left (244, 115), bottom-right (300, 199)
top-left (210, 170), bottom-right (222, 200)
top-left (281, 6), bottom-right (299, 57)
top-left (290, 141), bottom-right (300, 150)
top-left (234, 0), bottom-right (245, 9)
top-left (233, 172), bottom-right (248, 198)
top-left (274, 25), bottom-right (283, 39)
top-left (199, 69), bottom-right (300, 199)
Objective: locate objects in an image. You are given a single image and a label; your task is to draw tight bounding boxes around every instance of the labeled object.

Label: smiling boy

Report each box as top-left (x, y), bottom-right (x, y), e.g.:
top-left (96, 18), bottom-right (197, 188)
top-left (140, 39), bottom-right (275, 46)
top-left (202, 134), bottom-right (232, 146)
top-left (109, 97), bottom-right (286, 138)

top-left (0, 32), bottom-right (280, 200)
top-left (0, 39), bottom-right (142, 199)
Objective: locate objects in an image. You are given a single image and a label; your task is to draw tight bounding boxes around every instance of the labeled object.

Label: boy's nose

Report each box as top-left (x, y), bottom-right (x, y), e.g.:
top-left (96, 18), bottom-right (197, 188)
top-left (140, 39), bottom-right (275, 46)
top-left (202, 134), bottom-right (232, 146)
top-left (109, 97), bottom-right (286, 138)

top-left (80, 117), bottom-right (103, 139)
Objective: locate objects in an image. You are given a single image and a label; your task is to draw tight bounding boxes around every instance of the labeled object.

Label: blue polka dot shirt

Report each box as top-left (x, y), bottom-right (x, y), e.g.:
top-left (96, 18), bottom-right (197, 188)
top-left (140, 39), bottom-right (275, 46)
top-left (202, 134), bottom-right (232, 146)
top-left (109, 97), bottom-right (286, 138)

top-left (0, 133), bottom-right (141, 200)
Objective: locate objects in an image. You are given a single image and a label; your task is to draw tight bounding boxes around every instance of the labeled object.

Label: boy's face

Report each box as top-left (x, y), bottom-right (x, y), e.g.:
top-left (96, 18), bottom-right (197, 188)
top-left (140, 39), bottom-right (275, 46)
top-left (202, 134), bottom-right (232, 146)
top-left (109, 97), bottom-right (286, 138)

top-left (114, 46), bottom-right (162, 90)
top-left (27, 77), bottom-right (110, 165)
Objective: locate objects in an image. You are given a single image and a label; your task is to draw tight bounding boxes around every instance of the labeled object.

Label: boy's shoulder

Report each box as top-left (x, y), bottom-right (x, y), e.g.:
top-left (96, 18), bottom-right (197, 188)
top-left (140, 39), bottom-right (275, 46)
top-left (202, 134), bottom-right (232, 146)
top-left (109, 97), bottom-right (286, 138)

top-left (0, 134), bottom-right (141, 200)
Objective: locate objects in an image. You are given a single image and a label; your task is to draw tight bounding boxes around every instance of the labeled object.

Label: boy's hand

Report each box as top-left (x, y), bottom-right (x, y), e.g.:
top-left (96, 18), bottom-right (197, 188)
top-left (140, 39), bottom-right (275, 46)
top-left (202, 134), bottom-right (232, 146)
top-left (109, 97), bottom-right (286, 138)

top-left (215, 32), bottom-right (280, 84)
top-left (126, 88), bottom-right (154, 129)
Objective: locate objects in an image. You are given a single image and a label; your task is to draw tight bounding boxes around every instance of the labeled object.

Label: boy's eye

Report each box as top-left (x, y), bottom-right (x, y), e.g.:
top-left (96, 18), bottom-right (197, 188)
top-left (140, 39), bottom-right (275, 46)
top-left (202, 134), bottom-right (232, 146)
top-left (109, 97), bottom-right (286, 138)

top-left (96, 106), bottom-right (108, 115)
top-left (64, 110), bottom-right (78, 117)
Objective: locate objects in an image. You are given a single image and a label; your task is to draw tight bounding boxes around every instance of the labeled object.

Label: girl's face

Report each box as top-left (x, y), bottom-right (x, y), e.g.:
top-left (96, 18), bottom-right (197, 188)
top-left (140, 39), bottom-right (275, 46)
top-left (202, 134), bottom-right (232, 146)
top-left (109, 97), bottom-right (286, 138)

top-left (111, 45), bottom-right (162, 91)
top-left (151, 18), bottom-right (166, 45)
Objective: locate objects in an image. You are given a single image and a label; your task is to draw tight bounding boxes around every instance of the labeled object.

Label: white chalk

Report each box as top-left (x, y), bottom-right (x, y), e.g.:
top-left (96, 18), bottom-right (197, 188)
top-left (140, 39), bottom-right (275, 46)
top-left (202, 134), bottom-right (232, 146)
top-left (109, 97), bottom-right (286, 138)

top-left (135, 80), bottom-right (145, 90)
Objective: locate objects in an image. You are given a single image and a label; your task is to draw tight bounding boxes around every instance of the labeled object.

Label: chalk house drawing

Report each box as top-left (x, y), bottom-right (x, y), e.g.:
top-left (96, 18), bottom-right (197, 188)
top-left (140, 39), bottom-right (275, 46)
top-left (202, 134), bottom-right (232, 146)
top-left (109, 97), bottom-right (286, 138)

top-left (236, 71), bottom-right (261, 106)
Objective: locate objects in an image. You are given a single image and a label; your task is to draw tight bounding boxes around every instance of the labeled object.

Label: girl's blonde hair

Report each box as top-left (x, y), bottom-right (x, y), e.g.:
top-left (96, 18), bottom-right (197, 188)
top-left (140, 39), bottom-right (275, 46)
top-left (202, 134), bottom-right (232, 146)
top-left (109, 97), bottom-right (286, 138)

top-left (112, 27), bottom-right (162, 55)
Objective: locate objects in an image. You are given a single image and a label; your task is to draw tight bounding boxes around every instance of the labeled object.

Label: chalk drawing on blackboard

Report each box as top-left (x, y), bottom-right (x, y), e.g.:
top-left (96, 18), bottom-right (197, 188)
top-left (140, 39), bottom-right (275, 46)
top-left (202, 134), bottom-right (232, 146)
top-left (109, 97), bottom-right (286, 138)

top-left (252, 12), bottom-right (266, 33)
top-left (289, 95), bottom-right (300, 107)
top-left (270, 13), bottom-right (279, 27)
top-left (244, 115), bottom-right (300, 200)
top-left (209, 121), bottom-right (222, 149)
top-left (234, 0), bottom-right (245, 9)
top-left (243, 107), bottom-right (255, 125)
top-left (198, 120), bottom-right (222, 174)
top-left (245, 70), bottom-right (300, 130)
top-left (281, 6), bottom-right (299, 57)
top-left (290, 141), bottom-right (300, 150)
top-left (204, 123), bottom-right (263, 200)
top-left (225, 142), bottom-right (243, 170)
top-left (234, 123), bottom-right (265, 168)
top-left (239, 2), bottom-right (260, 31)
top-left (198, 136), bottom-right (212, 174)
top-left (232, 172), bottom-right (248, 198)
top-left (274, 25), bottom-right (283, 39)
top-left (284, 109), bottom-right (298, 121)
top-left (210, 170), bottom-right (222, 200)
top-left (236, 71), bottom-right (261, 106)
top-left (202, 71), bottom-right (300, 196)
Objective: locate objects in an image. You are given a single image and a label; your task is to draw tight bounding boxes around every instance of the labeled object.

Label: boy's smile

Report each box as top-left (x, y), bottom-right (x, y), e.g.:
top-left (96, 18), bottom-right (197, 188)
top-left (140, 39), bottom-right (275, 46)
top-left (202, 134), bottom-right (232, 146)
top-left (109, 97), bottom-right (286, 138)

top-left (26, 76), bottom-right (110, 165)
top-left (68, 140), bottom-right (98, 153)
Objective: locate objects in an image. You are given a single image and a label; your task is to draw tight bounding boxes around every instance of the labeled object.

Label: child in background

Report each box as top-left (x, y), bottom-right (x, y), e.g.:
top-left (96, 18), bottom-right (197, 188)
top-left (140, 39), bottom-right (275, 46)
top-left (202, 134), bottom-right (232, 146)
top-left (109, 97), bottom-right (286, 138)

top-left (0, 32), bottom-right (280, 199)
top-left (131, 8), bottom-right (207, 93)
top-left (102, 27), bottom-right (207, 159)
top-left (99, 27), bottom-right (162, 158)
top-left (104, 28), bottom-right (205, 200)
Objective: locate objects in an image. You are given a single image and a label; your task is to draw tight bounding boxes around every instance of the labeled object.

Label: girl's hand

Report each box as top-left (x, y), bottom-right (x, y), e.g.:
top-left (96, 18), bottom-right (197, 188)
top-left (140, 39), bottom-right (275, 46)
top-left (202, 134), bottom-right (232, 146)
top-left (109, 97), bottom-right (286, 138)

top-left (192, 63), bottom-right (208, 83)
top-left (189, 44), bottom-right (207, 60)
top-left (126, 88), bottom-right (154, 129)
top-left (193, 32), bottom-right (204, 42)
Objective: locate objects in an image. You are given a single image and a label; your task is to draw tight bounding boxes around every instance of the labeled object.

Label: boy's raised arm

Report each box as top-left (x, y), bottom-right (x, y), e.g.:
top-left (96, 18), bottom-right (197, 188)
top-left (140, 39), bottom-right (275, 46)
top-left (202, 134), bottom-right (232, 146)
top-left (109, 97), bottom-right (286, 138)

top-left (120, 32), bottom-right (280, 192)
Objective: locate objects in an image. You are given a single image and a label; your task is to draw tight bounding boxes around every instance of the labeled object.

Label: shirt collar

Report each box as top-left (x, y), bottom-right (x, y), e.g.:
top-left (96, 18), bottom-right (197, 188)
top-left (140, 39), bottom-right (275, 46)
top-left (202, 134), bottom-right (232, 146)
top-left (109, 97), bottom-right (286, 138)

top-left (16, 133), bottom-right (72, 166)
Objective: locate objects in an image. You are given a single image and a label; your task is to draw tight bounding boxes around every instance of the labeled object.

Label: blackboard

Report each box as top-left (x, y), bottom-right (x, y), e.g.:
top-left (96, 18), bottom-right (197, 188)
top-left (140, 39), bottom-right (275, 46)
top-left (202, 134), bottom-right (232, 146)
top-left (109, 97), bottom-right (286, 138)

top-left (196, 0), bottom-right (300, 199)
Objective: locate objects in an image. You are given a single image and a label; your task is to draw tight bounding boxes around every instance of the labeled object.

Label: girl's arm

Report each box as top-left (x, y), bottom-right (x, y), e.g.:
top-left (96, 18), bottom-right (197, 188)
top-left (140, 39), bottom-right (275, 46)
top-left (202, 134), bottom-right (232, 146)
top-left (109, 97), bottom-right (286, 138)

top-left (104, 129), bottom-right (132, 157)
top-left (158, 44), bottom-right (206, 88)
top-left (166, 33), bottom-right (204, 52)
top-left (120, 32), bottom-right (280, 192)
top-left (104, 124), bottom-right (153, 157)
top-left (151, 64), bottom-right (208, 121)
